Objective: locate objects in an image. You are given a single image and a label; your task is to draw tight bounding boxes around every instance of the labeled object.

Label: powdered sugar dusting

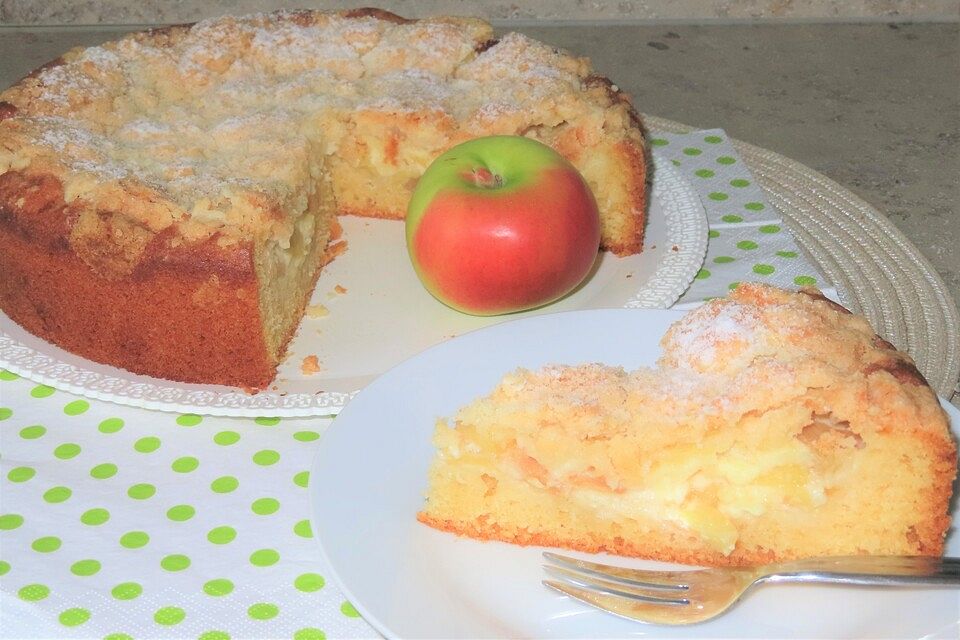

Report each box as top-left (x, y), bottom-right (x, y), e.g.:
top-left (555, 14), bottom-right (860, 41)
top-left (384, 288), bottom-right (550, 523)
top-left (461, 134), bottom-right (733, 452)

top-left (33, 64), bottom-right (105, 107)
top-left (664, 300), bottom-right (765, 369)
top-left (457, 32), bottom-right (575, 83)
top-left (119, 119), bottom-right (172, 137)
top-left (77, 46), bottom-right (122, 69)
top-left (355, 69), bottom-right (457, 113)
top-left (474, 101), bottom-right (518, 120)
top-left (33, 116), bottom-right (128, 181)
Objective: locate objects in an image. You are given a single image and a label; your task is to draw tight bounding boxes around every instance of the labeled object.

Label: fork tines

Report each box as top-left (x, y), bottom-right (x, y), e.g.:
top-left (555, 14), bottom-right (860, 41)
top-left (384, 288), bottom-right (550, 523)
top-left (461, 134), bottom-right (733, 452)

top-left (543, 563), bottom-right (690, 605)
top-left (541, 552), bottom-right (710, 625)
top-left (542, 552), bottom-right (697, 608)
top-left (543, 551), bottom-right (696, 588)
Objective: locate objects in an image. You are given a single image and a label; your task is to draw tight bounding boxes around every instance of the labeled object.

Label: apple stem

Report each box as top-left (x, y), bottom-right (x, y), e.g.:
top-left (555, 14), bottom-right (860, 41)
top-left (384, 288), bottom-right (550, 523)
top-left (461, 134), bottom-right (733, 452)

top-left (466, 167), bottom-right (503, 189)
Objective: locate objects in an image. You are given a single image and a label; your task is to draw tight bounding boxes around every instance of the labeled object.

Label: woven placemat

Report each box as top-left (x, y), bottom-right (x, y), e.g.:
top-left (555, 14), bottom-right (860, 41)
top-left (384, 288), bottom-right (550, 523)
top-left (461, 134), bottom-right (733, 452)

top-left (646, 114), bottom-right (960, 404)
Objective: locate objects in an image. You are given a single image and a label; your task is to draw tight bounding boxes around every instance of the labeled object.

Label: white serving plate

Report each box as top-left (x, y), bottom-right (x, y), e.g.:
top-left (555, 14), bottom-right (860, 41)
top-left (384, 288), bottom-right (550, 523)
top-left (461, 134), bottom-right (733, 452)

top-left (0, 155), bottom-right (707, 416)
top-left (311, 307), bottom-right (959, 639)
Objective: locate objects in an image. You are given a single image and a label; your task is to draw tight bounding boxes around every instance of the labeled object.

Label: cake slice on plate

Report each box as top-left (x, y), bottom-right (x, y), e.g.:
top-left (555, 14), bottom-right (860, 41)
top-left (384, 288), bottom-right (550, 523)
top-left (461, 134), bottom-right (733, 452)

top-left (418, 284), bottom-right (957, 565)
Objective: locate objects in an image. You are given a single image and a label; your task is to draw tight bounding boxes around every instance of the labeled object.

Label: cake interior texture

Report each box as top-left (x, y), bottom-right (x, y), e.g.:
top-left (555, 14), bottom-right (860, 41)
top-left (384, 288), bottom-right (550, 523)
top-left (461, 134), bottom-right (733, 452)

top-left (418, 284), bottom-right (957, 566)
top-left (0, 9), bottom-right (647, 388)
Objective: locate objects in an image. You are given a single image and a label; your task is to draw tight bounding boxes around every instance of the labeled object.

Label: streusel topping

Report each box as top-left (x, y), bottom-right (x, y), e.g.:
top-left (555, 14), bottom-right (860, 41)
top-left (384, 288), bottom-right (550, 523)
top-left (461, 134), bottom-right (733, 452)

top-left (0, 10), bottom-right (611, 250)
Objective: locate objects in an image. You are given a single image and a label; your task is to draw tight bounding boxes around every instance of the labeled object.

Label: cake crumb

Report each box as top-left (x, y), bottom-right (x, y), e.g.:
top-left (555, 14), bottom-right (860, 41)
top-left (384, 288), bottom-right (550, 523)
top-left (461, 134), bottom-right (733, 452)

top-left (301, 355), bottom-right (322, 375)
top-left (305, 303), bottom-right (329, 317)
top-left (334, 284), bottom-right (347, 294)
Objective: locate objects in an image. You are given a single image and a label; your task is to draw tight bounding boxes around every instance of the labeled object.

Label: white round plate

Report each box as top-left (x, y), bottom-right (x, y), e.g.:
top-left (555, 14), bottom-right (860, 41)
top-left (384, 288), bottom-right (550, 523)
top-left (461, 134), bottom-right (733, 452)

top-left (311, 307), bottom-right (959, 639)
top-left (0, 155), bottom-right (707, 417)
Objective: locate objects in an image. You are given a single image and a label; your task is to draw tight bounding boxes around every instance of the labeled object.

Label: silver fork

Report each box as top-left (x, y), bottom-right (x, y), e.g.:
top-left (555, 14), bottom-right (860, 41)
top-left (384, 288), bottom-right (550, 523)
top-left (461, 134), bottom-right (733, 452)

top-left (543, 552), bottom-right (960, 625)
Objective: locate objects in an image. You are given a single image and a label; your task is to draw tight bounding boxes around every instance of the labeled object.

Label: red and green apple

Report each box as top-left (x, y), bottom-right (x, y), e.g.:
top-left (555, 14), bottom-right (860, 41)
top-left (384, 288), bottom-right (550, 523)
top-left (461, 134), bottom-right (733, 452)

top-left (405, 135), bottom-right (601, 315)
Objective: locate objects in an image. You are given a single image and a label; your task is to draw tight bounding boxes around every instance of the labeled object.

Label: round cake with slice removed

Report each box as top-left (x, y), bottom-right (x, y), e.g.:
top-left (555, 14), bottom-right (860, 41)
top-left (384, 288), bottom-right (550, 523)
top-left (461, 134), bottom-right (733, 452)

top-left (418, 284), bottom-right (957, 565)
top-left (0, 8), bottom-right (648, 389)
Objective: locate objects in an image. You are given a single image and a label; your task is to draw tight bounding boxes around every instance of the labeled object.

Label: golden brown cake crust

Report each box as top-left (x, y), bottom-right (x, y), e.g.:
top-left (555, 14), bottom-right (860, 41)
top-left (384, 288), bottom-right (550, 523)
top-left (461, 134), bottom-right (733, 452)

top-left (0, 170), bottom-right (275, 388)
top-left (416, 512), bottom-right (786, 567)
top-left (1, 225), bottom-right (274, 388)
top-left (0, 9), bottom-right (648, 388)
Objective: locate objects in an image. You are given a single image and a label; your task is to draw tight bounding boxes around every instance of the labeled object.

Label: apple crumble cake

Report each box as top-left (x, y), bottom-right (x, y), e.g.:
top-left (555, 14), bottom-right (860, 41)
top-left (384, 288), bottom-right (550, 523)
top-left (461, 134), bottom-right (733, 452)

top-left (0, 9), bottom-right (647, 388)
top-left (417, 284), bottom-right (957, 566)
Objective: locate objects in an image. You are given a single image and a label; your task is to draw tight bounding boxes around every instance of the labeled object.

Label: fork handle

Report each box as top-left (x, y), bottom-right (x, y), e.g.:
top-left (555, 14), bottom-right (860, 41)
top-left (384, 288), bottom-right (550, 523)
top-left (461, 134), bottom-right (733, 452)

top-left (760, 556), bottom-right (960, 587)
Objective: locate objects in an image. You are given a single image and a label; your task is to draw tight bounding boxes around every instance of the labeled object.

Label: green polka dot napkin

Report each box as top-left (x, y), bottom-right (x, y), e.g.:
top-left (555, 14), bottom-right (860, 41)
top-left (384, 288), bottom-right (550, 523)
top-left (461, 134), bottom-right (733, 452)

top-left (650, 129), bottom-right (829, 306)
top-left (0, 375), bottom-right (365, 639)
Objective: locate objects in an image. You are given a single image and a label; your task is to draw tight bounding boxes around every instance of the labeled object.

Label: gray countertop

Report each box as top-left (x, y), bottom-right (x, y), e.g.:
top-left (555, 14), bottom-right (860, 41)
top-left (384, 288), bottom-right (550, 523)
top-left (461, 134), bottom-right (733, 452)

top-left (1, 22), bottom-right (957, 310)
top-left (4, 0), bottom-right (957, 25)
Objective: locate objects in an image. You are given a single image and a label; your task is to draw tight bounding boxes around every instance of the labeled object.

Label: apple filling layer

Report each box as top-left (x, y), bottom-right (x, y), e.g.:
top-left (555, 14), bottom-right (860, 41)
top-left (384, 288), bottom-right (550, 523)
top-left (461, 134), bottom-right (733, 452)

top-left (429, 401), bottom-right (864, 555)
